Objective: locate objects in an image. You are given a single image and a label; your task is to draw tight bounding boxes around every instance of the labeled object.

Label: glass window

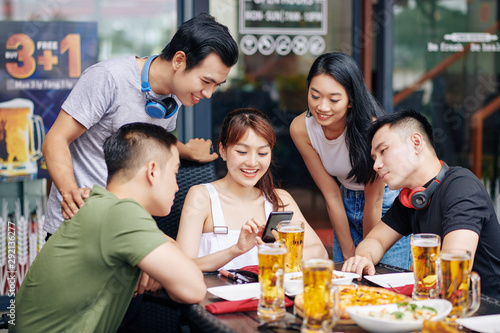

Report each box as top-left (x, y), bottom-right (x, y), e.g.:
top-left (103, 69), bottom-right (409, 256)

top-left (209, 1), bottom-right (352, 239)
top-left (1, 0), bottom-right (177, 60)
top-left (210, 0), bottom-right (352, 186)
top-left (0, 0), bottom-right (178, 190)
top-left (393, 0), bottom-right (500, 210)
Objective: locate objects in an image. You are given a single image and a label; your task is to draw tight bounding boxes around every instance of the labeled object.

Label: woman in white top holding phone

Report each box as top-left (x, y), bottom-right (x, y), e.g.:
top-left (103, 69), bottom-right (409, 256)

top-left (176, 108), bottom-right (327, 271)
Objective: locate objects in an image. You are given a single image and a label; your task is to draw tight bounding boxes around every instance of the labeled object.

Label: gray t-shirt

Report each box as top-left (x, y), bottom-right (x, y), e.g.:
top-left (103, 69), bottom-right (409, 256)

top-left (44, 56), bottom-right (180, 234)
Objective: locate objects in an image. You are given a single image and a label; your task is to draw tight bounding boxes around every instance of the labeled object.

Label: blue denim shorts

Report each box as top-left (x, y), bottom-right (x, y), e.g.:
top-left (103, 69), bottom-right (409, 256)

top-left (331, 185), bottom-right (412, 269)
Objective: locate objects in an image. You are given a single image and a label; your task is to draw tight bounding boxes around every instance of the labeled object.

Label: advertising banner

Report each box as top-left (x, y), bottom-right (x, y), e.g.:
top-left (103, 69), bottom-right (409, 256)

top-left (0, 21), bottom-right (97, 182)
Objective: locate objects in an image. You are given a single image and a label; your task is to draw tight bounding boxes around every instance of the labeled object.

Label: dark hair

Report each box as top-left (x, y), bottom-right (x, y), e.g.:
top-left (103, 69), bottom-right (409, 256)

top-left (217, 108), bottom-right (284, 211)
top-left (306, 52), bottom-right (385, 184)
top-left (104, 122), bottom-right (178, 182)
top-left (161, 13), bottom-right (238, 70)
top-left (368, 108), bottom-right (435, 150)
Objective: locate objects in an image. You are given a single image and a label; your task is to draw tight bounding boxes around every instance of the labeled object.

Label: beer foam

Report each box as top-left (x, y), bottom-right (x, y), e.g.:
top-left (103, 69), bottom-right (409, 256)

top-left (278, 226), bottom-right (304, 233)
top-left (259, 247), bottom-right (287, 255)
top-left (412, 239), bottom-right (440, 247)
top-left (440, 252), bottom-right (471, 261)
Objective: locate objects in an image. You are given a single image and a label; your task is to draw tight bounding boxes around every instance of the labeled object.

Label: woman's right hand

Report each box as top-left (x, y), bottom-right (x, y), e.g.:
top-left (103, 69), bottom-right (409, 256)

top-left (235, 217), bottom-right (266, 254)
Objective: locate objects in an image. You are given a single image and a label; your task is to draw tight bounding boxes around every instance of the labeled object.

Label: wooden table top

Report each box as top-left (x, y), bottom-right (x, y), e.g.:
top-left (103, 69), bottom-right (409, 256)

top-left (187, 263), bottom-right (500, 333)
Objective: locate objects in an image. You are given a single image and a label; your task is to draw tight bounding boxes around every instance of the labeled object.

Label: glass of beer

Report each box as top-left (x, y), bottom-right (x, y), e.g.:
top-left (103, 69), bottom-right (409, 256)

top-left (438, 249), bottom-right (480, 319)
top-left (257, 242), bottom-right (287, 322)
top-left (301, 258), bottom-right (339, 333)
top-left (411, 233), bottom-right (441, 299)
top-left (277, 220), bottom-right (304, 273)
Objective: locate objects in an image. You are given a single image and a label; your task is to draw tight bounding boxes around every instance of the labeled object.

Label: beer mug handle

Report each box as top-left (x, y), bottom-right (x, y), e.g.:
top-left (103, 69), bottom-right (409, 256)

top-left (30, 115), bottom-right (45, 160)
top-left (274, 268), bottom-right (284, 308)
top-left (433, 258), bottom-right (441, 299)
top-left (466, 272), bottom-right (481, 317)
top-left (330, 285), bottom-right (340, 322)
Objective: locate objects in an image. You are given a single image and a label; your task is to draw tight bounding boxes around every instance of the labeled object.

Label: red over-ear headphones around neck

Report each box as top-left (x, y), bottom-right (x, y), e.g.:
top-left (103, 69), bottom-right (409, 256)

top-left (399, 161), bottom-right (449, 210)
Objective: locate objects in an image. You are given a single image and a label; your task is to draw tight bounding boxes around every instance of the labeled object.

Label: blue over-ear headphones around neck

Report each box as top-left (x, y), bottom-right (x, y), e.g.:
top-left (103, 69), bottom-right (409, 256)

top-left (141, 55), bottom-right (179, 119)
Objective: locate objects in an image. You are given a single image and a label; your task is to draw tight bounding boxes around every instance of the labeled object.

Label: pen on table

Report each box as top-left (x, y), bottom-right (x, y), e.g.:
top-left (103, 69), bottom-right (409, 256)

top-left (219, 269), bottom-right (252, 283)
top-left (219, 269), bottom-right (239, 282)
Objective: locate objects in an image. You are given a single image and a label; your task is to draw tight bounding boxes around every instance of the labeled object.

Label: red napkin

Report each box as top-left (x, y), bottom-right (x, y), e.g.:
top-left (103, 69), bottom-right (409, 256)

top-left (239, 265), bottom-right (259, 275)
top-left (384, 284), bottom-right (414, 296)
top-left (206, 296), bottom-right (294, 314)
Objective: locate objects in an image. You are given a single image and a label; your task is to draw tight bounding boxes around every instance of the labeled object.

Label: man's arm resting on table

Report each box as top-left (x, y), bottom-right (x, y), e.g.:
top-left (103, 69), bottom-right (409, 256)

top-left (138, 241), bottom-right (206, 304)
top-left (342, 221), bottom-right (402, 277)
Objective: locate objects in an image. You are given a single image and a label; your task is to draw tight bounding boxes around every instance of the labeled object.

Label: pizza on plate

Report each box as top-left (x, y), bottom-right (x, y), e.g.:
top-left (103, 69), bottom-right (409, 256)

top-left (294, 284), bottom-right (411, 321)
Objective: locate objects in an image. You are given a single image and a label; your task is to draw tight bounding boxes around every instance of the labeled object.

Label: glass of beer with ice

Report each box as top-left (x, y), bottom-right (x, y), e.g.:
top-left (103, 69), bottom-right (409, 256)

top-left (301, 258), bottom-right (339, 333)
top-left (257, 242), bottom-right (287, 322)
top-left (411, 233), bottom-right (441, 299)
top-left (277, 220), bottom-right (304, 273)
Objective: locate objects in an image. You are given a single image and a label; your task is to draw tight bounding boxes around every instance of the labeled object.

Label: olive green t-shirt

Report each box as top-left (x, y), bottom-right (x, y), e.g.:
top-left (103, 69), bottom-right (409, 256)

top-left (12, 185), bottom-right (168, 332)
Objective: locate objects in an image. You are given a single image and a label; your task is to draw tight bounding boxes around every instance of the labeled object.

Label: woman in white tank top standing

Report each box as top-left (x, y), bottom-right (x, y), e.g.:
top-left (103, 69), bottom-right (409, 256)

top-left (290, 53), bottom-right (412, 269)
top-left (177, 108), bottom-right (327, 271)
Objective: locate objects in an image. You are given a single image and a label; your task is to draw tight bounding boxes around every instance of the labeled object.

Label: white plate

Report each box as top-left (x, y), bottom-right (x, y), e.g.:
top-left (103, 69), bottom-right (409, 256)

top-left (456, 314), bottom-right (500, 333)
top-left (207, 283), bottom-right (260, 301)
top-left (284, 270), bottom-right (360, 297)
top-left (284, 272), bottom-right (303, 296)
top-left (332, 270), bottom-right (360, 285)
top-left (364, 272), bottom-right (414, 288)
top-left (346, 299), bottom-right (452, 333)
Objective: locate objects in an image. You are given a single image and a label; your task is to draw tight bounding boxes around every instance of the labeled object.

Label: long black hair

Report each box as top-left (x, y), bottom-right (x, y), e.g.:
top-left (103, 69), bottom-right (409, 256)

top-left (306, 52), bottom-right (385, 184)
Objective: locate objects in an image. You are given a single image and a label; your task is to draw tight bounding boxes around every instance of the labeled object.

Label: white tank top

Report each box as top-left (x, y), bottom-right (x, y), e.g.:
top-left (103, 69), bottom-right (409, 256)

top-left (198, 183), bottom-right (273, 270)
top-left (305, 115), bottom-right (364, 191)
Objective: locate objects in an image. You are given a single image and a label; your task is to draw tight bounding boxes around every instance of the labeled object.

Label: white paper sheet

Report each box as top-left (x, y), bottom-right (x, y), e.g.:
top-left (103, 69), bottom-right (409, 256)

top-left (364, 272), bottom-right (414, 288)
top-left (457, 314), bottom-right (500, 333)
top-left (207, 283), bottom-right (260, 301)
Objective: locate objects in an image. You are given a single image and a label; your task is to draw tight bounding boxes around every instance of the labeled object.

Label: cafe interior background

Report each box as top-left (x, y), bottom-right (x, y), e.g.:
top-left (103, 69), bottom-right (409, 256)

top-left (0, 0), bottom-right (499, 305)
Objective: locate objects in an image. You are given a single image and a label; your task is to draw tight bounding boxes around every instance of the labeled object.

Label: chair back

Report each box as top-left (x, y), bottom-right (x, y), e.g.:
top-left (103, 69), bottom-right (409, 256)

top-left (153, 159), bottom-right (217, 239)
top-left (186, 304), bottom-right (236, 333)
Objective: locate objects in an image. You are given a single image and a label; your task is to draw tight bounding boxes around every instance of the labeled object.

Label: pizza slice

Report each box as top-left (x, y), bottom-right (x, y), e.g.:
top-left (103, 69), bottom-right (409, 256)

top-left (294, 284), bottom-right (411, 322)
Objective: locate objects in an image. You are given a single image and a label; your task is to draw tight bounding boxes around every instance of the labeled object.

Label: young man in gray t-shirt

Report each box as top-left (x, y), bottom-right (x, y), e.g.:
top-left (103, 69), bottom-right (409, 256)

top-left (42, 13), bottom-right (238, 236)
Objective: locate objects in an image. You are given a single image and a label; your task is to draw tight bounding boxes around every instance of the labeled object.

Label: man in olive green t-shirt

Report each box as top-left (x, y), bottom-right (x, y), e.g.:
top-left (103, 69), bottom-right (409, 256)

top-left (12, 123), bottom-right (206, 332)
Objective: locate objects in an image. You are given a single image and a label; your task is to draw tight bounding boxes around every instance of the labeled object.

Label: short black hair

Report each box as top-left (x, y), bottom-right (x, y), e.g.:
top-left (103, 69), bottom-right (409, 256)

top-left (368, 108), bottom-right (435, 149)
top-left (161, 13), bottom-right (238, 70)
top-left (104, 123), bottom-right (178, 182)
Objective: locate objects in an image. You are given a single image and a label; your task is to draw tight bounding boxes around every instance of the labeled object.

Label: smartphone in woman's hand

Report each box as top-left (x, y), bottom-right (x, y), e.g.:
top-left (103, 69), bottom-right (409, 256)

top-left (261, 211), bottom-right (294, 242)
